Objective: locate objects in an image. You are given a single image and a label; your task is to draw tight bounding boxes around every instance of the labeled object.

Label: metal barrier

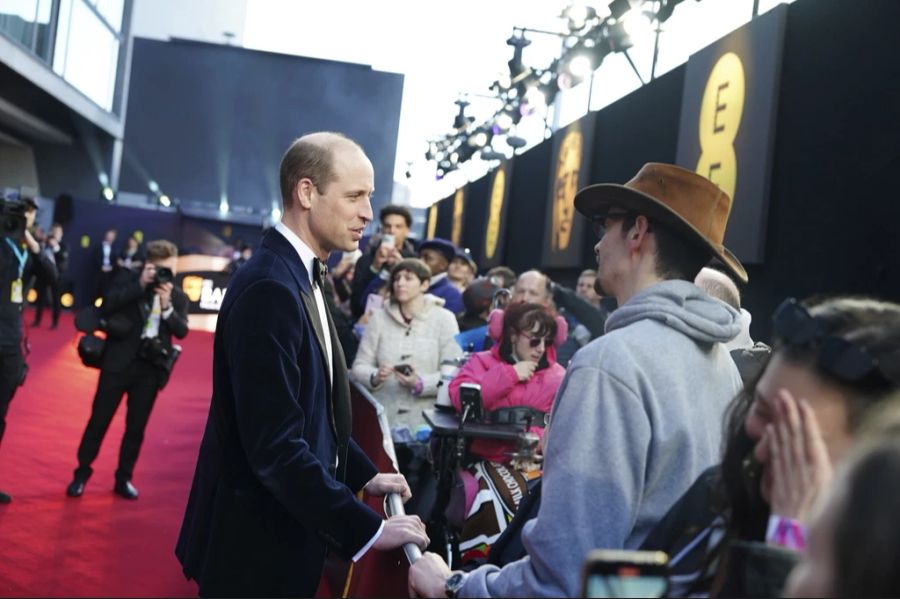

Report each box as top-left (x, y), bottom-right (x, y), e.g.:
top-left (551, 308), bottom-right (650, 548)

top-left (350, 380), bottom-right (423, 565)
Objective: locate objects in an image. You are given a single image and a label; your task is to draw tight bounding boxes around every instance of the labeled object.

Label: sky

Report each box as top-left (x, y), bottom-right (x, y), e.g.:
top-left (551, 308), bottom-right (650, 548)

top-left (241, 0), bottom-right (794, 208)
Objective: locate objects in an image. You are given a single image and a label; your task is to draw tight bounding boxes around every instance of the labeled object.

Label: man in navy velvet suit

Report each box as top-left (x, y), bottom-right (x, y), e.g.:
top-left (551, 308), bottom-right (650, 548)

top-left (175, 132), bottom-right (428, 597)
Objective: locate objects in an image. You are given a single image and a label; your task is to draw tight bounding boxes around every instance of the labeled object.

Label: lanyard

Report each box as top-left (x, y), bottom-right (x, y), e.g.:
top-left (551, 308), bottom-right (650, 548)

top-left (4, 238), bottom-right (27, 279)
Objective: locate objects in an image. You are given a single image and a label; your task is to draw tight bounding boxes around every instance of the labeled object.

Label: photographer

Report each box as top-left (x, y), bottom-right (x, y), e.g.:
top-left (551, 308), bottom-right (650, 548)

top-left (67, 240), bottom-right (188, 500)
top-left (0, 197), bottom-right (47, 503)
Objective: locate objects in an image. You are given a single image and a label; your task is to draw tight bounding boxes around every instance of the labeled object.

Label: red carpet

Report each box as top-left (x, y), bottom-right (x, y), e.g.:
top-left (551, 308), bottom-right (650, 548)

top-left (0, 310), bottom-right (211, 597)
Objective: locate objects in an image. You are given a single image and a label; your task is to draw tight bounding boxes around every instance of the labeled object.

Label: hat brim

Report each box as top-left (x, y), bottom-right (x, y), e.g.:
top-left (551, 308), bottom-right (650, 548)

top-left (574, 183), bottom-right (748, 284)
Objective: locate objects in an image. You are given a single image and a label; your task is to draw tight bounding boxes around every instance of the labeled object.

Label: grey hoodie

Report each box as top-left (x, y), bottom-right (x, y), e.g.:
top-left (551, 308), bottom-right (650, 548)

top-left (461, 280), bottom-right (742, 598)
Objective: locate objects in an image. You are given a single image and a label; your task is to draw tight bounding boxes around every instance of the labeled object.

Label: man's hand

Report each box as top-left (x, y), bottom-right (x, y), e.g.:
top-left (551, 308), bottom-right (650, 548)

top-left (372, 244), bottom-right (392, 270)
top-left (373, 514), bottom-right (429, 552)
top-left (364, 472), bottom-right (412, 503)
top-left (23, 229), bottom-right (40, 254)
top-left (513, 360), bottom-right (538, 382)
top-left (408, 552), bottom-right (452, 598)
top-left (155, 281), bottom-right (174, 310)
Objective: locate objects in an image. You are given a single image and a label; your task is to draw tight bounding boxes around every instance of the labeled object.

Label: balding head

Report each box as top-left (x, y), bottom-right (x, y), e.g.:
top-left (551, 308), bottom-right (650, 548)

top-left (694, 267), bottom-right (740, 310)
top-left (513, 270), bottom-right (552, 306)
top-left (279, 132), bottom-right (365, 210)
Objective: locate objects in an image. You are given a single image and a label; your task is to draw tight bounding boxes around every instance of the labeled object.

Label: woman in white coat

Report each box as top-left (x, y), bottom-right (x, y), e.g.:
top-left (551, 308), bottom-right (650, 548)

top-left (352, 258), bottom-right (462, 434)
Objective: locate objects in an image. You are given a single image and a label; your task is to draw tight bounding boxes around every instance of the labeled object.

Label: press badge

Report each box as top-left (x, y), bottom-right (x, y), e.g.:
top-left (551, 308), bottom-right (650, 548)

top-left (10, 278), bottom-right (22, 303)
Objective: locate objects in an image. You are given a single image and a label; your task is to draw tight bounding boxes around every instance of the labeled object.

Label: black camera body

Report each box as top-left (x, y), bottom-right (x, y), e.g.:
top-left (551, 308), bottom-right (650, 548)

top-left (0, 195), bottom-right (28, 242)
top-left (137, 336), bottom-right (181, 373)
top-left (153, 266), bottom-right (174, 286)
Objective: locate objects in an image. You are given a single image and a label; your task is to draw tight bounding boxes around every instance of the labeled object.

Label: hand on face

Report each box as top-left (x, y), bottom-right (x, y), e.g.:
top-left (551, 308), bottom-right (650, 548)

top-left (765, 389), bottom-right (834, 524)
top-left (513, 360), bottom-right (538, 382)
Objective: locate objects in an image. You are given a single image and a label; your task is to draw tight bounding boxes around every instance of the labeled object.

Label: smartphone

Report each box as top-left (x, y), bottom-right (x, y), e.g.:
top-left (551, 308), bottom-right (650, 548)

top-left (581, 550), bottom-right (669, 598)
top-left (381, 233), bottom-right (395, 248)
top-left (394, 364), bottom-right (413, 376)
top-left (458, 382), bottom-right (484, 422)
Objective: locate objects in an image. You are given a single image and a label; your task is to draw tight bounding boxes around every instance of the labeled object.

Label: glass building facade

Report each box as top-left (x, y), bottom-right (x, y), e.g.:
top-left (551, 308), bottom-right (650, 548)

top-left (0, 0), bottom-right (126, 112)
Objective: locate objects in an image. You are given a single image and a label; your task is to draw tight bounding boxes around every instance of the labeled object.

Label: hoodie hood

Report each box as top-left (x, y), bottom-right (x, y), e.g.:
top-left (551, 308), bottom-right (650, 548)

top-left (606, 280), bottom-right (741, 345)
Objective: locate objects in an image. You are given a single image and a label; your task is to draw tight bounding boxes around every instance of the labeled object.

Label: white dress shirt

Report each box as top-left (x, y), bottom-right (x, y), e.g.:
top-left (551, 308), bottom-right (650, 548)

top-left (274, 222), bottom-right (333, 384)
top-left (274, 223), bottom-right (382, 560)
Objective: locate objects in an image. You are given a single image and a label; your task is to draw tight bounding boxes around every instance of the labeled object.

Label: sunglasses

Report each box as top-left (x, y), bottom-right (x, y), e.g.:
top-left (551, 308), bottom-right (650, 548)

top-left (520, 332), bottom-right (554, 348)
top-left (772, 298), bottom-right (885, 384)
top-left (589, 210), bottom-right (639, 239)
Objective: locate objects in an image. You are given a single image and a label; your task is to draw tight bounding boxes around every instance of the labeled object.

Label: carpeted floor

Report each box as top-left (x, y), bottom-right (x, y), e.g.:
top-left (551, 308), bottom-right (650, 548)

top-left (0, 310), bottom-right (212, 597)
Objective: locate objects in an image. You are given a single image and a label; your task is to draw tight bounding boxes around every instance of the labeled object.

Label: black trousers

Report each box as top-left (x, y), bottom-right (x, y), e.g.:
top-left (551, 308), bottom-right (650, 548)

top-left (0, 344), bottom-right (24, 448)
top-left (33, 278), bottom-right (62, 325)
top-left (75, 359), bottom-right (163, 482)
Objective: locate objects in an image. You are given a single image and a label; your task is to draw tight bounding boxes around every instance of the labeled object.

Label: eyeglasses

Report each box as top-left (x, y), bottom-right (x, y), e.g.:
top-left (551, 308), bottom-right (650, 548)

top-left (772, 298), bottom-right (886, 384)
top-left (590, 210), bottom-right (635, 239)
top-left (521, 332), bottom-right (554, 348)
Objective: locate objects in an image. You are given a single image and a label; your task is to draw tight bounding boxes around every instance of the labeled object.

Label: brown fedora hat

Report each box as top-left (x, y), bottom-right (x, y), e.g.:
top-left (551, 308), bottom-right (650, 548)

top-left (574, 163), bottom-right (748, 283)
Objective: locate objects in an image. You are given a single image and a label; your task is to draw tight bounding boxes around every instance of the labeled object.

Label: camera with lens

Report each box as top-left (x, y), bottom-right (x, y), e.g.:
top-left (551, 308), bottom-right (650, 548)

top-left (153, 266), bottom-right (174, 286)
top-left (137, 336), bottom-right (181, 373)
top-left (0, 193), bottom-right (28, 242)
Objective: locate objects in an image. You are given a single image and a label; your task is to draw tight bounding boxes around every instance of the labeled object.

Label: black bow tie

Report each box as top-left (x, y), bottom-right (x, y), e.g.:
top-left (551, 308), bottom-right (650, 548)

top-left (312, 258), bottom-right (328, 288)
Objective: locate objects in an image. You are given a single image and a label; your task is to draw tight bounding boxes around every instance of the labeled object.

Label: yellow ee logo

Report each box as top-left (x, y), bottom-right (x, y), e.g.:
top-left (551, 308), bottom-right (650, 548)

top-left (427, 203), bottom-right (438, 240)
top-left (182, 276), bottom-right (204, 303)
top-left (553, 125), bottom-right (583, 251)
top-left (696, 52), bottom-right (745, 199)
top-left (485, 167), bottom-right (506, 259)
top-left (451, 189), bottom-right (464, 246)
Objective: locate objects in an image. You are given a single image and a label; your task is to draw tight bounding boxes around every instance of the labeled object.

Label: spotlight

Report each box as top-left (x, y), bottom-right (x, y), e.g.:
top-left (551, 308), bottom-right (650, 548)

top-left (506, 135), bottom-right (527, 149)
top-left (495, 113), bottom-right (514, 132)
top-left (480, 147), bottom-right (507, 161)
top-left (101, 186), bottom-right (115, 201)
top-left (453, 99), bottom-right (474, 130)
top-left (148, 180), bottom-right (160, 193)
top-left (605, 19), bottom-right (633, 52)
top-left (60, 293), bottom-right (74, 308)
top-left (523, 85), bottom-right (547, 109)
top-left (506, 30), bottom-right (532, 79)
top-left (94, 298), bottom-right (103, 308)
top-left (158, 194), bottom-right (171, 207)
top-left (219, 195), bottom-right (230, 214)
top-left (608, 0), bottom-right (632, 20)
top-left (563, 3), bottom-right (598, 31)
top-left (467, 130), bottom-right (490, 148)
top-left (567, 54), bottom-right (594, 79)
top-left (271, 203), bottom-right (282, 221)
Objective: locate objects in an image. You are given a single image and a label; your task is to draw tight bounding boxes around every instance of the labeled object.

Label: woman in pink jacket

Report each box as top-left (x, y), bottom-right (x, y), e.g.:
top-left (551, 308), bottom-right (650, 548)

top-left (449, 302), bottom-right (567, 464)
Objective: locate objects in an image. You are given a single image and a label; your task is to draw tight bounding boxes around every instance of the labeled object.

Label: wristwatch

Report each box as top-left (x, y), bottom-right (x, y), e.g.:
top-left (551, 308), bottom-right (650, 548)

top-left (445, 571), bottom-right (467, 598)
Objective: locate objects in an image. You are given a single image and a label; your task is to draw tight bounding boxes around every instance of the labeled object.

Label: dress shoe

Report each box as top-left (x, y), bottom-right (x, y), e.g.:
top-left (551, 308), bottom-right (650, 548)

top-left (66, 478), bottom-right (86, 497)
top-left (114, 480), bottom-right (139, 500)
top-left (0, 490), bottom-right (11, 504)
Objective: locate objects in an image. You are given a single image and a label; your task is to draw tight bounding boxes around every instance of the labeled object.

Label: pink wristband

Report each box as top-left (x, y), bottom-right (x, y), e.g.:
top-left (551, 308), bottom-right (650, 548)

top-left (766, 515), bottom-right (808, 551)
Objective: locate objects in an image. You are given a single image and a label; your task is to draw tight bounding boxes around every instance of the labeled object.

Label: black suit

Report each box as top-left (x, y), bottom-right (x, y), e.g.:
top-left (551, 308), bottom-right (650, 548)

top-left (73, 269), bottom-right (189, 483)
top-left (32, 239), bottom-right (67, 326)
top-left (176, 228), bottom-right (382, 597)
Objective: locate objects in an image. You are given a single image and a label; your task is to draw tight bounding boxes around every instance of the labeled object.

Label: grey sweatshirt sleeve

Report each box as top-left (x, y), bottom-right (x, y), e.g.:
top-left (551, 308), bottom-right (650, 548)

top-left (461, 359), bottom-right (651, 598)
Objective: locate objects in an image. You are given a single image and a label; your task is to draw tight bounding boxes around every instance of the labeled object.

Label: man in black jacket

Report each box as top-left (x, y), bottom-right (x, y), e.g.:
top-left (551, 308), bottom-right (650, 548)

top-left (0, 197), bottom-right (50, 503)
top-left (32, 222), bottom-right (68, 328)
top-left (67, 239), bottom-right (189, 500)
top-left (350, 204), bottom-right (416, 318)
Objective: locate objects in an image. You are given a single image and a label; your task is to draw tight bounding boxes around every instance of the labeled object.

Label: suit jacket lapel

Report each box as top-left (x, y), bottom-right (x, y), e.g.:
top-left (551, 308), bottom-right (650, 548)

top-left (323, 301), bottom-right (352, 480)
top-left (299, 289), bottom-right (338, 434)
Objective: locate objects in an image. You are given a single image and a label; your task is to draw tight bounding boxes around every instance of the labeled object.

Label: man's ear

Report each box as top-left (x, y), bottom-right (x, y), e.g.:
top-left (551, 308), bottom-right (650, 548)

top-left (628, 215), bottom-right (652, 248)
top-left (296, 178), bottom-right (315, 210)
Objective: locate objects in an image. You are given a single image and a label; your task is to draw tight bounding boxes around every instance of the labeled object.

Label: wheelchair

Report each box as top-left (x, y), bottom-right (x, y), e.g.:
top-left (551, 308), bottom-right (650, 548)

top-left (422, 386), bottom-right (543, 568)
